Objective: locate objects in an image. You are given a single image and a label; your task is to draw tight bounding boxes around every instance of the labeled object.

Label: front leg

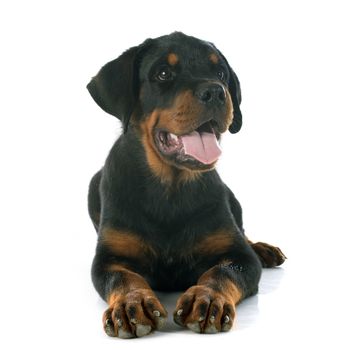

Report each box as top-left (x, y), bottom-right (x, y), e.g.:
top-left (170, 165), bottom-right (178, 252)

top-left (102, 266), bottom-right (167, 338)
top-left (91, 229), bottom-right (167, 338)
top-left (174, 245), bottom-right (262, 333)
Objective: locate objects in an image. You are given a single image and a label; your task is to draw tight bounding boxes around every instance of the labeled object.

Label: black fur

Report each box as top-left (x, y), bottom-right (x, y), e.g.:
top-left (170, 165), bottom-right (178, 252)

top-left (87, 32), bottom-right (261, 306)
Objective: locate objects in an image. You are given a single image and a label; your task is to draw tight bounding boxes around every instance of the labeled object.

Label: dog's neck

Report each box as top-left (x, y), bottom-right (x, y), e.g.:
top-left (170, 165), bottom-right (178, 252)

top-left (104, 131), bottom-right (223, 225)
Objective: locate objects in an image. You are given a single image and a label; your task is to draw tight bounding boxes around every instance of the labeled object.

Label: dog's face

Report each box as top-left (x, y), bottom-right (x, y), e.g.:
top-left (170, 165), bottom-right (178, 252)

top-left (88, 32), bottom-right (242, 174)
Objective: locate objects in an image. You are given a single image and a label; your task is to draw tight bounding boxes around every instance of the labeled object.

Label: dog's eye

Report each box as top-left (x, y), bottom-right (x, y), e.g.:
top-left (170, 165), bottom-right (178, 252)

top-left (156, 67), bottom-right (173, 81)
top-left (217, 70), bottom-right (226, 81)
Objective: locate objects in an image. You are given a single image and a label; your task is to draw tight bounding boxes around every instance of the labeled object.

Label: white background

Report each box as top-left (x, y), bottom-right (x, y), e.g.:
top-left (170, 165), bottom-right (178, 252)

top-left (1, 0), bottom-right (349, 349)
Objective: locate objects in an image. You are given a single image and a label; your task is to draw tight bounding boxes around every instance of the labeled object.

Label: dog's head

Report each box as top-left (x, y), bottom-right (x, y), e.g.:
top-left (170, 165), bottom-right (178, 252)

top-left (88, 32), bottom-right (242, 176)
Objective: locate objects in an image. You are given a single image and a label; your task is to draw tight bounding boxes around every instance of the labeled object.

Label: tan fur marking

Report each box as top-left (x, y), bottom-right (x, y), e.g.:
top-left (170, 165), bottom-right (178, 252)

top-left (178, 169), bottom-right (202, 183)
top-left (106, 264), bottom-right (154, 305)
top-left (155, 90), bottom-right (203, 135)
top-left (209, 53), bottom-right (219, 64)
top-left (139, 111), bottom-right (174, 183)
top-left (167, 53), bottom-right (179, 66)
top-left (198, 267), bottom-right (242, 304)
top-left (138, 91), bottom-right (206, 184)
top-left (195, 230), bottom-right (234, 255)
top-left (101, 228), bottom-right (155, 259)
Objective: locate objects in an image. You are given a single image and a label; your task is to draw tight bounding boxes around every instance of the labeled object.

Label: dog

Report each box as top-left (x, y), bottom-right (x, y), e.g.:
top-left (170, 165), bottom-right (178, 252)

top-left (87, 32), bottom-right (286, 338)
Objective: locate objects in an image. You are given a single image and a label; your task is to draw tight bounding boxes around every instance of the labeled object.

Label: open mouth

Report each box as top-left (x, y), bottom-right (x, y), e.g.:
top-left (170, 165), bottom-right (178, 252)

top-left (154, 121), bottom-right (222, 166)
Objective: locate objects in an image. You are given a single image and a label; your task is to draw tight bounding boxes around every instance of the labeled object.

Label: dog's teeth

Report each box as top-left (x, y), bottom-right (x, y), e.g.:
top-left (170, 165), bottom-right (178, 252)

top-left (169, 133), bottom-right (178, 142)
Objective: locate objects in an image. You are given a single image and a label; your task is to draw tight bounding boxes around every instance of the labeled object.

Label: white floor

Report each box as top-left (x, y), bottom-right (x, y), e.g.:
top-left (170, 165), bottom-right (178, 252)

top-left (83, 260), bottom-right (349, 349)
top-left (3, 245), bottom-right (348, 350)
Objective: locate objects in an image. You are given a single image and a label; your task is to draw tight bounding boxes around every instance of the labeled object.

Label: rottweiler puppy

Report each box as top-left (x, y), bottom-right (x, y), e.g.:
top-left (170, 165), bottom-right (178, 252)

top-left (87, 32), bottom-right (286, 338)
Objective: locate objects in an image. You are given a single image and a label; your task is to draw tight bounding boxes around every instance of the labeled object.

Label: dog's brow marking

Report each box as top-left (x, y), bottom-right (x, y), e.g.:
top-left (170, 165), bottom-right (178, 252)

top-left (168, 53), bottom-right (179, 66)
top-left (209, 53), bottom-right (219, 64)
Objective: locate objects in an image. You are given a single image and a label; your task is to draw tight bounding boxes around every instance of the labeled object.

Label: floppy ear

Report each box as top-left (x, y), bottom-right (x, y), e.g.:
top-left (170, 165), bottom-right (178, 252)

top-left (214, 48), bottom-right (243, 134)
top-left (227, 67), bottom-right (243, 134)
top-left (87, 46), bottom-right (140, 132)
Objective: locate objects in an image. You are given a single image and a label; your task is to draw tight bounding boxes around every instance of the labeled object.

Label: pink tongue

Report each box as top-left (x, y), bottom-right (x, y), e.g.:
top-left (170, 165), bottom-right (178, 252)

top-left (181, 131), bottom-right (222, 164)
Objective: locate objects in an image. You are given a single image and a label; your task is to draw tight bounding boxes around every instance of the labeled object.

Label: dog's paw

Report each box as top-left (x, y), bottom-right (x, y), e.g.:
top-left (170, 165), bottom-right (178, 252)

top-left (251, 242), bottom-right (287, 267)
top-left (103, 288), bottom-right (167, 338)
top-left (173, 285), bottom-right (235, 334)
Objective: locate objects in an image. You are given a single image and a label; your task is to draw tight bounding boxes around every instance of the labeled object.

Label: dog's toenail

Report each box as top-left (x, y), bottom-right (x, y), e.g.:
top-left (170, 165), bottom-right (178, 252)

top-left (153, 310), bottom-right (161, 317)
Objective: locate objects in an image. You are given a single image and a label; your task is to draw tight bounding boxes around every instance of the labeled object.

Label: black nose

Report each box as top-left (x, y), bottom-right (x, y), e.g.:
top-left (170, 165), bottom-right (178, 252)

top-left (196, 83), bottom-right (226, 105)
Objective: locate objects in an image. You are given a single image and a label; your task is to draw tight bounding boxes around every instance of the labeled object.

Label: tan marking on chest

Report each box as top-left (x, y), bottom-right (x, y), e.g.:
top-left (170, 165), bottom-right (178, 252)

top-left (101, 228), bottom-right (156, 259)
top-left (195, 230), bottom-right (234, 255)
